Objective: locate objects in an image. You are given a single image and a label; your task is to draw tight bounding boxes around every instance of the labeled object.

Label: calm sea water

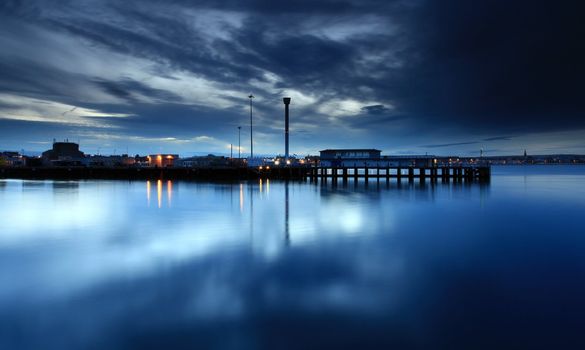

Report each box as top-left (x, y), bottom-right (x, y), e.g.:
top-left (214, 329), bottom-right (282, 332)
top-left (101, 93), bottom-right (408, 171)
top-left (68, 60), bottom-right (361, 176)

top-left (0, 166), bottom-right (584, 349)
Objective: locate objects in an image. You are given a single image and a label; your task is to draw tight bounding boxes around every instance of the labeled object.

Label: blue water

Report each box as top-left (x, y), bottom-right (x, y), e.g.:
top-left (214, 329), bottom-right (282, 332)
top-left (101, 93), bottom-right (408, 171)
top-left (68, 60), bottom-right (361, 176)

top-left (0, 166), bottom-right (584, 349)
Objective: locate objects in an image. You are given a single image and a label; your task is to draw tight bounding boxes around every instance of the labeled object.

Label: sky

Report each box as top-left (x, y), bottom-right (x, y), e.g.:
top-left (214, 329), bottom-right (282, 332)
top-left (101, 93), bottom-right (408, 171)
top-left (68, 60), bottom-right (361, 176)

top-left (0, 0), bottom-right (584, 157)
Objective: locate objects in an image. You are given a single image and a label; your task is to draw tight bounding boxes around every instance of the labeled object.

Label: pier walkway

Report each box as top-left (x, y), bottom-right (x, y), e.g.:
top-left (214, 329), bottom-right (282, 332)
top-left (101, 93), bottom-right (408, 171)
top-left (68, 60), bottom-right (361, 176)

top-left (1, 165), bottom-right (490, 182)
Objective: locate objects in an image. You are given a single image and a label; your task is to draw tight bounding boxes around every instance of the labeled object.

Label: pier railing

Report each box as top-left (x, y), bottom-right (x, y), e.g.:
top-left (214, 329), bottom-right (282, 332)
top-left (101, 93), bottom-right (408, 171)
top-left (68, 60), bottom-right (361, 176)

top-left (304, 166), bottom-right (490, 182)
top-left (255, 165), bottom-right (490, 182)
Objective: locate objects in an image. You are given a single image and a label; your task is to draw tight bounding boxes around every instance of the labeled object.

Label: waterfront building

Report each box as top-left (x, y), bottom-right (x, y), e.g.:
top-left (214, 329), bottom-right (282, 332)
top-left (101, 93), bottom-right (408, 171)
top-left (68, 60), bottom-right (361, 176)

top-left (319, 149), bottom-right (381, 167)
top-left (88, 155), bottom-right (136, 167)
top-left (41, 141), bottom-right (85, 166)
top-left (178, 155), bottom-right (230, 168)
top-left (147, 154), bottom-right (178, 167)
top-left (0, 151), bottom-right (25, 167)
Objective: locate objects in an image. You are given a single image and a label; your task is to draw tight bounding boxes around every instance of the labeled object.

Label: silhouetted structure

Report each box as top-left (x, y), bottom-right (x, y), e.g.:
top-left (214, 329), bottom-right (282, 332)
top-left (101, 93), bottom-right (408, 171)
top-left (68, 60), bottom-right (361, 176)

top-left (283, 97), bottom-right (291, 163)
top-left (88, 155), bottom-right (135, 167)
top-left (249, 94), bottom-right (254, 158)
top-left (42, 141), bottom-right (85, 166)
top-left (307, 165), bottom-right (490, 183)
top-left (320, 149), bottom-right (381, 166)
top-left (178, 155), bottom-right (231, 167)
top-left (0, 151), bottom-right (24, 166)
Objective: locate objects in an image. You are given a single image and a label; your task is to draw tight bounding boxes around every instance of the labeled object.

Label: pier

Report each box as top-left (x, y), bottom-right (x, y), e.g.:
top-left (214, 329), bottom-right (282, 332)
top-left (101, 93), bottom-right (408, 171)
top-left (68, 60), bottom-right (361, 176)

top-left (261, 165), bottom-right (490, 182)
top-left (1, 165), bottom-right (490, 182)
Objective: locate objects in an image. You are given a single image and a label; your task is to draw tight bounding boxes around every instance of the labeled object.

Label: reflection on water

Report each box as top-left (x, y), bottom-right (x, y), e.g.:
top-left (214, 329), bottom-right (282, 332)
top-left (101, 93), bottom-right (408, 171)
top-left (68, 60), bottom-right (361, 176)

top-left (0, 166), bottom-right (585, 349)
top-left (157, 179), bottom-right (162, 208)
top-left (146, 180), bottom-right (151, 206)
top-left (146, 179), bottom-right (175, 208)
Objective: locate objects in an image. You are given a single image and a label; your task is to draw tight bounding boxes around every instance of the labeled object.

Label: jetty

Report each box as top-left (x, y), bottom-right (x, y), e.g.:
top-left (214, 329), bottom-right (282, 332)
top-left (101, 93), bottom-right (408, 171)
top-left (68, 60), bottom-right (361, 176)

top-left (1, 165), bottom-right (490, 182)
top-left (260, 165), bottom-right (490, 182)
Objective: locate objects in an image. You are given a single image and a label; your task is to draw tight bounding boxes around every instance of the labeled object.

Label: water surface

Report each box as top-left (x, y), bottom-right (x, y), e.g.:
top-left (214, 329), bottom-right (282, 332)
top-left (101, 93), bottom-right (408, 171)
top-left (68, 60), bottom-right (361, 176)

top-left (1, 166), bottom-right (584, 349)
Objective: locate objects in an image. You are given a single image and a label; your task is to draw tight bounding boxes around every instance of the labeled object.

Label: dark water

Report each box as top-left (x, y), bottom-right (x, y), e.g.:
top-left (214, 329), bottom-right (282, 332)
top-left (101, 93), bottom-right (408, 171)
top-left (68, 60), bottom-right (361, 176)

top-left (1, 166), bottom-right (584, 349)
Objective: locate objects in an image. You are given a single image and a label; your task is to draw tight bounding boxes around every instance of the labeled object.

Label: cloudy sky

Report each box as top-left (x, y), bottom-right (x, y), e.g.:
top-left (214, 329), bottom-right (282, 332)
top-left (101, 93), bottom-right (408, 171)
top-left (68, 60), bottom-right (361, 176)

top-left (0, 0), bottom-right (583, 156)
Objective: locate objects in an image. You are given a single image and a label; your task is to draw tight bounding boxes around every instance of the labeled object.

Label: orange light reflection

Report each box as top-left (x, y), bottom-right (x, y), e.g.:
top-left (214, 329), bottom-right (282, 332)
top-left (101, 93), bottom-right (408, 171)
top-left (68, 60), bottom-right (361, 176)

top-left (157, 179), bottom-right (162, 208)
top-left (146, 180), bottom-right (151, 206)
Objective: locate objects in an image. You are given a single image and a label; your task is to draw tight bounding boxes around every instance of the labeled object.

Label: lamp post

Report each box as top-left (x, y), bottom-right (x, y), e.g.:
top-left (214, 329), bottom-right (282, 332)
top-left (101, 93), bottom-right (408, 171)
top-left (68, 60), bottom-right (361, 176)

top-left (249, 94), bottom-right (254, 159)
top-left (238, 126), bottom-right (241, 160)
top-left (283, 97), bottom-right (291, 164)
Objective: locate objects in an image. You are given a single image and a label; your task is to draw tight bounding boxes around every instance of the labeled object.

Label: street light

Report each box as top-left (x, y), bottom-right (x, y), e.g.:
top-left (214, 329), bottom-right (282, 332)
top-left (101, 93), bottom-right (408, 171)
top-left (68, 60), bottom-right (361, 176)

top-left (249, 94), bottom-right (254, 159)
top-left (238, 126), bottom-right (242, 160)
top-left (283, 97), bottom-right (291, 164)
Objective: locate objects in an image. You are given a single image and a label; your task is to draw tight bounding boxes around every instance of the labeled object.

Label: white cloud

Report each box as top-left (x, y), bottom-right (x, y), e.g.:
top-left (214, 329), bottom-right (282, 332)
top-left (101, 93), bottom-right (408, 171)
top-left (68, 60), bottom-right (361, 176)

top-left (317, 98), bottom-right (387, 118)
top-left (0, 94), bottom-right (131, 127)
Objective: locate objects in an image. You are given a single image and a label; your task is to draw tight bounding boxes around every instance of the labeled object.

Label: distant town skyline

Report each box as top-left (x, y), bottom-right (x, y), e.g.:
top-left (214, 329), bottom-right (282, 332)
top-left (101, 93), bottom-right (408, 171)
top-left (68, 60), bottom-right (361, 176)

top-left (1, 1), bottom-right (584, 156)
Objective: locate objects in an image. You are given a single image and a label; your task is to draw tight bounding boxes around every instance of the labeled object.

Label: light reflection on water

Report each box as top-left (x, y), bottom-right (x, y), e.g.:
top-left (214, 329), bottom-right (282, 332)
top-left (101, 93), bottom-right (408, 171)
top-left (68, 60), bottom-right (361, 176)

top-left (0, 166), bottom-right (584, 349)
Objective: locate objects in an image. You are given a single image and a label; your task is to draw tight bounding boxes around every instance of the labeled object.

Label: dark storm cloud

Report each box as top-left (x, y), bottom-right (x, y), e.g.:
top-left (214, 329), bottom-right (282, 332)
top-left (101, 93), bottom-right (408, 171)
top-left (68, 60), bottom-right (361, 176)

top-left (423, 141), bottom-right (479, 149)
top-left (483, 136), bottom-right (513, 142)
top-left (382, 0), bottom-right (585, 132)
top-left (93, 78), bottom-right (183, 103)
top-left (361, 105), bottom-right (392, 115)
top-left (0, 0), bottom-right (584, 154)
top-left (346, 106), bottom-right (406, 129)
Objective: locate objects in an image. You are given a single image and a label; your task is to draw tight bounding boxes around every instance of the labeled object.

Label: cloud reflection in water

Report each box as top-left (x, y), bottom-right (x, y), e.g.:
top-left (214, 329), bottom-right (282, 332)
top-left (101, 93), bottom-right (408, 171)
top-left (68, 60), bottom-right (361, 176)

top-left (0, 168), bottom-right (584, 349)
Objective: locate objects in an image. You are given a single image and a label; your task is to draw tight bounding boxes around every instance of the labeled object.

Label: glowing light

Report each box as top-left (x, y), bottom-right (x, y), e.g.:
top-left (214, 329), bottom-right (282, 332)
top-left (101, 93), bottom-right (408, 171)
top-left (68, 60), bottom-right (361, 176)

top-left (266, 166), bottom-right (270, 170)
top-left (275, 160), bottom-right (280, 165)
top-left (167, 180), bottom-right (173, 207)
top-left (286, 160), bottom-right (291, 165)
top-left (259, 166), bottom-right (263, 170)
